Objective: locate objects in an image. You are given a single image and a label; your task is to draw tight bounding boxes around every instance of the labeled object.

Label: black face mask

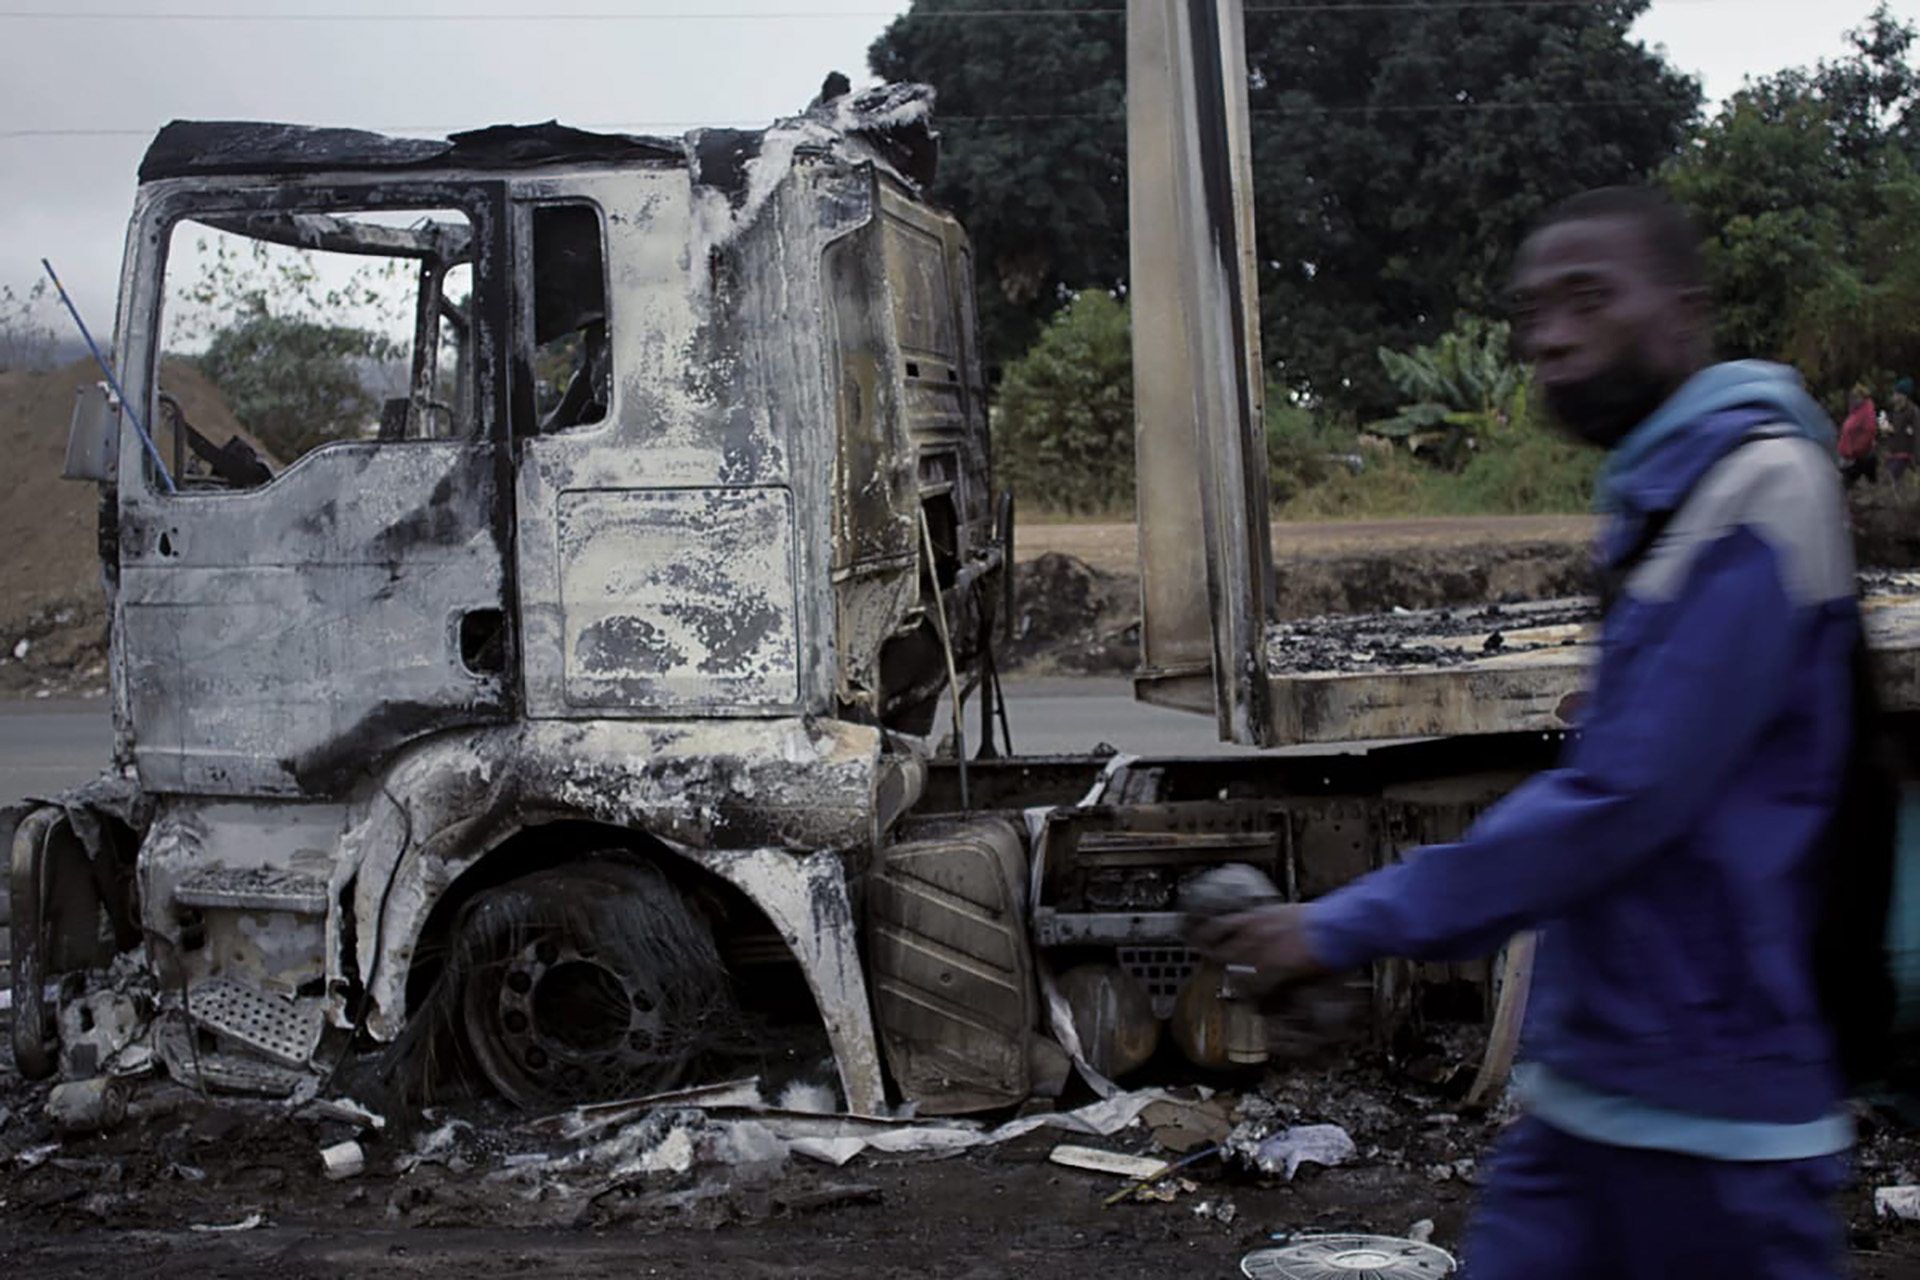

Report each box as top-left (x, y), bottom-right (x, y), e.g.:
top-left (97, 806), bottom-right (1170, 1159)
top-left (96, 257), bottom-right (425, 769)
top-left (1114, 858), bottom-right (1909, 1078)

top-left (1541, 359), bottom-right (1676, 450)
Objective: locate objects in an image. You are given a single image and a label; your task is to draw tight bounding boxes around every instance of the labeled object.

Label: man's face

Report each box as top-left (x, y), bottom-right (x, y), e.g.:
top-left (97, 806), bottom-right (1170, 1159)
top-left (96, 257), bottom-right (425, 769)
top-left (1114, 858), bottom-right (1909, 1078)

top-left (1510, 215), bottom-right (1703, 448)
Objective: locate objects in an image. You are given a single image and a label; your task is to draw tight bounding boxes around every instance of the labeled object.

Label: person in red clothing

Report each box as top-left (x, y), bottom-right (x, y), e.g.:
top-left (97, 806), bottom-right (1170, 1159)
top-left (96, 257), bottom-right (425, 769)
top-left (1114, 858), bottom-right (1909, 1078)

top-left (1840, 383), bottom-right (1879, 486)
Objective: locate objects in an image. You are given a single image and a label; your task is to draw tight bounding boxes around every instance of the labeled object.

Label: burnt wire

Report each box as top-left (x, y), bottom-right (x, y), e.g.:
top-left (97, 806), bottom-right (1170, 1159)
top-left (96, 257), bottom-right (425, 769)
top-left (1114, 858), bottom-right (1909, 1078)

top-left (918, 506), bottom-right (970, 811)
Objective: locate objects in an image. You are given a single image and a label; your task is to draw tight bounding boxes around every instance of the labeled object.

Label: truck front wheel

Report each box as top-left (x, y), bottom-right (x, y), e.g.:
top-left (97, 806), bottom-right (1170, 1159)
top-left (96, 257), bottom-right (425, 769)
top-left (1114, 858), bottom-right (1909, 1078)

top-left (447, 857), bottom-right (737, 1109)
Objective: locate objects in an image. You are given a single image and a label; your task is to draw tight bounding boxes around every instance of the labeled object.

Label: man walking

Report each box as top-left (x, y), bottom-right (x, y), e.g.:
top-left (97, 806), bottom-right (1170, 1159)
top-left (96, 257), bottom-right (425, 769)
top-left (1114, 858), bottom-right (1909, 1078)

top-left (1197, 188), bottom-right (1859, 1278)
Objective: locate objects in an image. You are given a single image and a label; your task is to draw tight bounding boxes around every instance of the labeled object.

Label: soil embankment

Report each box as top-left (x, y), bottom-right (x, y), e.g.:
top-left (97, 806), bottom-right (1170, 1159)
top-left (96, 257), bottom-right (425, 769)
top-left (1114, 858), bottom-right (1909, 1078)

top-left (1008, 521), bottom-right (1596, 678)
top-left (0, 359), bottom-right (249, 699)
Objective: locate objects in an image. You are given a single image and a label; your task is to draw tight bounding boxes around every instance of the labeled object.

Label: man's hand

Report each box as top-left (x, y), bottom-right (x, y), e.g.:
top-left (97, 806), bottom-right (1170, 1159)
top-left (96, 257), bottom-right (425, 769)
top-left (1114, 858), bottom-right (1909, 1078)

top-left (1189, 904), bottom-right (1327, 989)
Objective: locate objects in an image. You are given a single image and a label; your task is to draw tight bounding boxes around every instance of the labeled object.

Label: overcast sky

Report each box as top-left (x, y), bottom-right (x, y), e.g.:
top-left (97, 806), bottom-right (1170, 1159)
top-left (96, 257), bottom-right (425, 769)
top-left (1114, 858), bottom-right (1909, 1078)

top-left (1, 0), bottom-right (1914, 326)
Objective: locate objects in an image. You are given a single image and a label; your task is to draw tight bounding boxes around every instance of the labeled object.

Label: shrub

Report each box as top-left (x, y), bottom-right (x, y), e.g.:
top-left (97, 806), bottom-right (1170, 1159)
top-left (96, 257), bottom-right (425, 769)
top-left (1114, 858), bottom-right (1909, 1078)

top-left (992, 290), bottom-right (1135, 516)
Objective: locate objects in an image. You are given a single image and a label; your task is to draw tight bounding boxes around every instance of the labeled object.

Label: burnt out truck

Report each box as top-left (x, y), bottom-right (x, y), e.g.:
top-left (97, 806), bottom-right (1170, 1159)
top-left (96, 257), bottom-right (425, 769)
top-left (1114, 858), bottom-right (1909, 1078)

top-left (14, 0), bottom-right (1920, 1121)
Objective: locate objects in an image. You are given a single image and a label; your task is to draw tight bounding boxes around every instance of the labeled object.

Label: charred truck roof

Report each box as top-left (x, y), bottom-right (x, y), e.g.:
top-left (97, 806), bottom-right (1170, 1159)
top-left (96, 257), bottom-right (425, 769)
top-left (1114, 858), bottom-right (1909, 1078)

top-left (136, 83), bottom-right (940, 189)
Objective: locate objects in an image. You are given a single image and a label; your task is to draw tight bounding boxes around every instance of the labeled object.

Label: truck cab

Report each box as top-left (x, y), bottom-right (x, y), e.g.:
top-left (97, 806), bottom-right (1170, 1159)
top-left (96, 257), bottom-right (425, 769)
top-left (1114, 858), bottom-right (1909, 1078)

top-left (20, 88), bottom-right (1015, 1113)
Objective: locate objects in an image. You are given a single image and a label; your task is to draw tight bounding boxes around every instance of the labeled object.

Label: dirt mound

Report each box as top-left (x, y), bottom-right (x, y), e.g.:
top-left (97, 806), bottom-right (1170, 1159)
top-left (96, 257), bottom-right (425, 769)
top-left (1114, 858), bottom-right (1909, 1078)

top-left (0, 358), bottom-right (246, 698)
top-left (1272, 540), bottom-right (1591, 619)
top-left (1007, 543), bottom-right (1592, 678)
top-left (1007, 553), bottom-right (1142, 675)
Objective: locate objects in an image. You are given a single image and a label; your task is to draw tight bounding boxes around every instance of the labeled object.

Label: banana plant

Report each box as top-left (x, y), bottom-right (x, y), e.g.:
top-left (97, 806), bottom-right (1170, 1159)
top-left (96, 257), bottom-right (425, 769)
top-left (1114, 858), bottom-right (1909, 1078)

top-left (1371, 317), bottom-right (1530, 470)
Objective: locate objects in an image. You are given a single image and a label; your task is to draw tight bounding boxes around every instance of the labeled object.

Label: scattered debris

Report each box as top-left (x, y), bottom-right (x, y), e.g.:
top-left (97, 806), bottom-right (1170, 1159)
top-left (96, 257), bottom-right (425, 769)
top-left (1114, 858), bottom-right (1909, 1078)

top-left (1049, 1145), bottom-right (1167, 1180)
top-left (1242, 1234), bottom-right (1458, 1278)
top-left (189, 1212), bottom-right (265, 1233)
top-left (1193, 1198), bottom-right (1238, 1225)
top-left (1424, 1158), bottom-right (1477, 1184)
top-left (45, 1079), bottom-right (127, 1135)
top-left (15, 1143), bottom-right (60, 1171)
top-left (520, 1077), bottom-right (764, 1143)
top-left (1133, 1177), bottom-right (1197, 1203)
top-left (396, 1120), bottom-right (483, 1175)
top-left (1235, 1124), bottom-right (1358, 1180)
top-left (321, 1140), bottom-right (366, 1181)
top-left (1140, 1095), bottom-right (1234, 1153)
top-left (776, 1080), bottom-right (840, 1115)
top-left (1878, 1185), bottom-right (1920, 1220)
top-left (1408, 1218), bottom-right (1436, 1243)
top-left (307, 1097), bottom-right (387, 1132)
top-left (13, 639), bottom-right (30, 661)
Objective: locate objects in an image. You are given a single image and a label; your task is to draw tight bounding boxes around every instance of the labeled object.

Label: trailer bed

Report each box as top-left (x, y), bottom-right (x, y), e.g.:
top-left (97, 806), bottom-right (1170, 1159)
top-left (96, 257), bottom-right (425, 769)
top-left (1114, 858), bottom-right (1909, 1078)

top-left (1261, 571), bottom-right (1920, 744)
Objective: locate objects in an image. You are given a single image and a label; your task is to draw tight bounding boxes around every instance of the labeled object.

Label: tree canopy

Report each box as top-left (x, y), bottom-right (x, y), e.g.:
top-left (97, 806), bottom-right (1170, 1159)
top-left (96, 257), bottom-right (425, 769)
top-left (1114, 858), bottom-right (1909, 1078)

top-left (870, 0), bottom-right (1698, 415)
top-left (1666, 5), bottom-right (1920, 397)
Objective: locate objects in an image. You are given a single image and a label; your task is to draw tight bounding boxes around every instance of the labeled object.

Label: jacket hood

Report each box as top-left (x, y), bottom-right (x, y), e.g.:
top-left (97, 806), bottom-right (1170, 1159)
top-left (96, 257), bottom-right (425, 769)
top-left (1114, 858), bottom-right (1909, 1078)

top-left (1596, 361), bottom-right (1837, 512)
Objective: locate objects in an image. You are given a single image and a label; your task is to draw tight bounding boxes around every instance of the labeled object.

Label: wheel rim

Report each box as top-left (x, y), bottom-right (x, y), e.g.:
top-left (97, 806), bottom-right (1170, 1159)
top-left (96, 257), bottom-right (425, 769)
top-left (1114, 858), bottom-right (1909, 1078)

top-left (453, 859), bottom-right (731, 1108)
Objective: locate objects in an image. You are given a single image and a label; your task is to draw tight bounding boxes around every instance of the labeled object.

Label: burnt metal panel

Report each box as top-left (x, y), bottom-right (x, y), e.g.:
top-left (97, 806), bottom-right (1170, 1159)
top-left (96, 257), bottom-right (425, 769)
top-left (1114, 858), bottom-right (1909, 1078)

top-left (868, 817), bottom-right (1035, 1114)
top-left (1259, 586), bottom-right (1920, 744)
top-left (558, 486), bottom-right (801, 709)
top-left (117, 442), bottom-right (514, 797)
top-left (1127, 0), bottom-right (1274, 745)
top-left (514, 163), bottom-right (863, 719)
top-left (111, 179), bottom-right (516, 799)
top-left (823, 187), bottom-right (920, 720)
top-left (1031, 910), bottom-right (1186, 946)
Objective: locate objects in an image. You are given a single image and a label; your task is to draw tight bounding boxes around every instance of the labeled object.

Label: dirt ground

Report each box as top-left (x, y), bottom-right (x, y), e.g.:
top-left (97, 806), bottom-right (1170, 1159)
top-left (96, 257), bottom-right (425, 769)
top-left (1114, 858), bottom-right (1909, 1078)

top-left (8, 1032), bottom-right (1920, 1279)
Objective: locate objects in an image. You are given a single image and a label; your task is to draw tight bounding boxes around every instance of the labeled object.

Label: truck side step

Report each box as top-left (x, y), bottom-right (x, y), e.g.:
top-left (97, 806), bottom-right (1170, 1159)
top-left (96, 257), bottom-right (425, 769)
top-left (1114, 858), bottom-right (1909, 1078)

top-left (187, 976), bottom-right (325, 1067)
top-left (155, 1020), bottom-right (314, 1096)
top-left (174, 868), bottom-right (329, 915)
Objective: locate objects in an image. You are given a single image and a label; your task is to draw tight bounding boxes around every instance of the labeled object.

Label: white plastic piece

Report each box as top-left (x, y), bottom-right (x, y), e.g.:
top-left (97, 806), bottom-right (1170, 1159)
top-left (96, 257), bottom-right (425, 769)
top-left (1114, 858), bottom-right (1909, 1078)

top-left (1877, 1185), bottom-right (1920, 1220)
top-left (1048, 1144), bottom-right (1168, 1179)
top-left (321, 1140), bottom-right (365, 1180)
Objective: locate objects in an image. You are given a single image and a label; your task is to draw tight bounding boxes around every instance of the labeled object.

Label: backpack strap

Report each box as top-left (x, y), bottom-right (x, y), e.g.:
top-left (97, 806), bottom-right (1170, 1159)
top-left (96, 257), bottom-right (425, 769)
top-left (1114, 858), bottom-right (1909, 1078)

top-left (1596, 428), bottom-right (1796, 615)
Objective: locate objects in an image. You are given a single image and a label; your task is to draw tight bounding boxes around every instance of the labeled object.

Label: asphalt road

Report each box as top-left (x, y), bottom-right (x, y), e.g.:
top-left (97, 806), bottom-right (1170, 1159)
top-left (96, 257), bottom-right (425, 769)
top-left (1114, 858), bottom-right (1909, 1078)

top-left (0, 682), bottom-right (1254, 811)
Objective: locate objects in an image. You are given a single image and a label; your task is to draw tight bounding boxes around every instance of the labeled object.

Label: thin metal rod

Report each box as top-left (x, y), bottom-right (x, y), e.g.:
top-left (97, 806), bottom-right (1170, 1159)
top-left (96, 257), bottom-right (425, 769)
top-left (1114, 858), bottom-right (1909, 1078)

top-left (41, 257), bottom-right (174, 493)
top-left (918, 507), bottom-right (969, 812)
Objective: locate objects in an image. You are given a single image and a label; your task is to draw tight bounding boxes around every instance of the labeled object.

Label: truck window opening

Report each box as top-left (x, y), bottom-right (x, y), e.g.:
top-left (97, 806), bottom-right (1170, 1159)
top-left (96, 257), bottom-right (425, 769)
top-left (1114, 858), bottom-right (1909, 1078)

top-left (154, 206), bottom-right (478, 489)
top-left (529, 202), bottom-right (610, 434)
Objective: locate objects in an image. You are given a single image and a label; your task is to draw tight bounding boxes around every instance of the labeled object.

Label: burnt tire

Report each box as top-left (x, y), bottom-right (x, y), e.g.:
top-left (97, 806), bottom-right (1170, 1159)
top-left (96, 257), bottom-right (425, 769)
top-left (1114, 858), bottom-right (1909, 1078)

top-left (450, 857), bottom-right (736, 1109)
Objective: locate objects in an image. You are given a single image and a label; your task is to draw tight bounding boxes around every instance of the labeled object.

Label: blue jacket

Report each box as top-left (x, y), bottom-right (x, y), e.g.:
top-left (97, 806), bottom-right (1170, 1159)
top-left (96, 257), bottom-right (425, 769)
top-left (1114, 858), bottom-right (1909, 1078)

top-left (1307, 363), bottom-right (1858, 1143)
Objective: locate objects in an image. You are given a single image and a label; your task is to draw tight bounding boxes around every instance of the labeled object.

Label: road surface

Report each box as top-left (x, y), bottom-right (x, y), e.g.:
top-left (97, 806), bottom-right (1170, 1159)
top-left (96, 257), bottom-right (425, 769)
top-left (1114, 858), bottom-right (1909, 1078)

top-left (0, 683), bottom-right (1255, 811)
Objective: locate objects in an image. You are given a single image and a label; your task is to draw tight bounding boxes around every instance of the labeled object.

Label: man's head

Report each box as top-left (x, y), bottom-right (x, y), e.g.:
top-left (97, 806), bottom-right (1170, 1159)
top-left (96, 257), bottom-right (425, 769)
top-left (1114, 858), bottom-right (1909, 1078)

top-left (1510, 187), bottom-right (1712, 449)
top-left (1851, 383), bottom-right (1871, 410)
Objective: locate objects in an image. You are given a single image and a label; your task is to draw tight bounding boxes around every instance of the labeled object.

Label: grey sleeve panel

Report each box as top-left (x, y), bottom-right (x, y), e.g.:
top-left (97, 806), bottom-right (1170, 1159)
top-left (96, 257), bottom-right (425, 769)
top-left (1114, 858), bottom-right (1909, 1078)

top-left (1627, 434), bottom-right (1854, 609)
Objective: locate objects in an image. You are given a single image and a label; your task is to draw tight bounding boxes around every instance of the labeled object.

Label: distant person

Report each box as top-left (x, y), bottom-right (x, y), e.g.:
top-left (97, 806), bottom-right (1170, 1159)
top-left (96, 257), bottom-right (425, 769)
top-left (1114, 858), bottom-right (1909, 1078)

top-left (1196, 187), bottom-right (1865, 1280)
top-left (1841, 383), bottom-right (1879, 486)
top-left (1887, 377), bottom-right (1919, 481)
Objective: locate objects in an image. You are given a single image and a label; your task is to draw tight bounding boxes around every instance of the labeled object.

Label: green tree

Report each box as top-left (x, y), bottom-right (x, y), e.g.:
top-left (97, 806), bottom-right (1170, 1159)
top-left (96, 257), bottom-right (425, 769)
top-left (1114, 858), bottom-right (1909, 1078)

top-left (870, 0), bottom-right (1698, 413)
top-left (1247, 0), bottom-right (1696, 416)
top-left (168, 231), bottom-right (409, 460)
top-left (869, 0), bottom-right (1127, 370)
top-left (992, 289), bottom-right (1134, 513)
top-left (1666, 5), bottom-right (1920, 394)
top-left (192, 302), bottom-right (397, 461)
